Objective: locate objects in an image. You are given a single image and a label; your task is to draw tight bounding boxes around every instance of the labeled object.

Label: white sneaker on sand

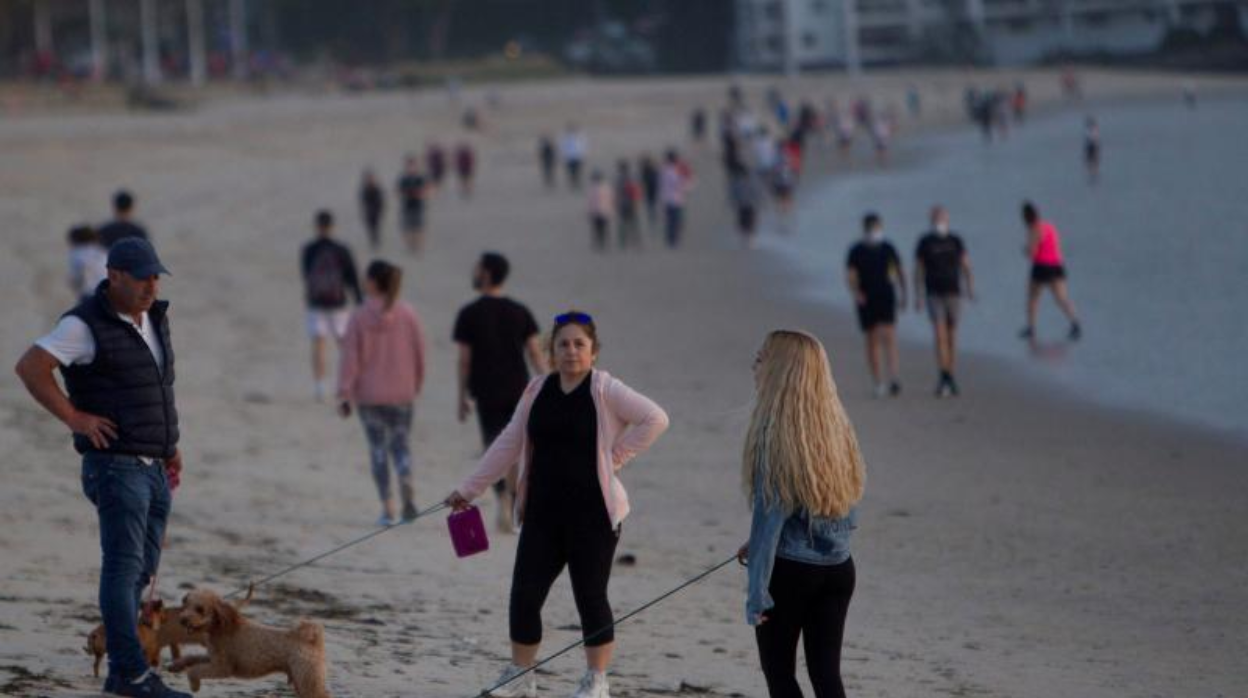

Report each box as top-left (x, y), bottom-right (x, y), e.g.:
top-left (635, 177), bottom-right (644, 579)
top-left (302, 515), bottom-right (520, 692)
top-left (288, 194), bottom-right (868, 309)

top-left (570, 670), bottom-right (609, 698)
top-left (487, 663), bottom-right (537, 698)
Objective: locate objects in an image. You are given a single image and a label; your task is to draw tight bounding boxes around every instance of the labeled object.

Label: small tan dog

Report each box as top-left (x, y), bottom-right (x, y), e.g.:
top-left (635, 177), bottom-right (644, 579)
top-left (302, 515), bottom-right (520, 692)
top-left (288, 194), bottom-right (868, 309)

top-left (170, 588), bottom-right (330, 698)
top-left (86, 585), bottom-right (253, 676)
top-left (85, 599), bottom-right (169, 677)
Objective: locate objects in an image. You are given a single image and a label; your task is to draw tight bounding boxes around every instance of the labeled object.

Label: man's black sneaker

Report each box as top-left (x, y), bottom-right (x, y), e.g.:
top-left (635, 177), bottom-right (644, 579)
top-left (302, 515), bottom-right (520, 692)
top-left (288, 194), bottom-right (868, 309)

top-left (1068, 322), bottom-right (1082, 341)
top-left (110, 671), bottom-right (192, 698)
top-left (888, 381), bottom-right (902, 397)
top-left (947, 373), bottom-right (961, 397)
top-left (1018, 326), bottom-right (1035, 340)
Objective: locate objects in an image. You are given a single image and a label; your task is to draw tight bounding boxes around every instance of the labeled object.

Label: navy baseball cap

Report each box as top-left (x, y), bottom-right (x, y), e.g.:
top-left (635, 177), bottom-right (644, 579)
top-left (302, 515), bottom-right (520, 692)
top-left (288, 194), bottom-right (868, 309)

top-left (107, 238), bottom-right (170, 278)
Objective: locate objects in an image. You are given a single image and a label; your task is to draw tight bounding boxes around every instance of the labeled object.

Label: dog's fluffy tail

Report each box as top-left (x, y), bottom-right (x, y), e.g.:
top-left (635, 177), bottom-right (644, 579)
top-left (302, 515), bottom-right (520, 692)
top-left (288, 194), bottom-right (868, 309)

top-left (295, 620), bottom-right (324, 647)
top-left (234, 581), bottom-right (255, 609)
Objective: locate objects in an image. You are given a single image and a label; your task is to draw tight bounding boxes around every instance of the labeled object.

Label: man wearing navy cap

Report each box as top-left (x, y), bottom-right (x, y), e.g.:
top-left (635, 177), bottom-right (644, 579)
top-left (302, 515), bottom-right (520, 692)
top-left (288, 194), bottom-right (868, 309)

top-left (15, 238), bottom-right (190, 698)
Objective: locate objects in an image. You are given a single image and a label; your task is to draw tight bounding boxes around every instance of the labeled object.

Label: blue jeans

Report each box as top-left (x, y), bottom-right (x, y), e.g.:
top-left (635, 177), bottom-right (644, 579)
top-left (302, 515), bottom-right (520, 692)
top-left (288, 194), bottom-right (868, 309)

top-left (357, 404), bottom-right (414, 502)
top-left (81, 453), bottom-right (171, 680)
top-left (664, 204), bottom-right (684, 248)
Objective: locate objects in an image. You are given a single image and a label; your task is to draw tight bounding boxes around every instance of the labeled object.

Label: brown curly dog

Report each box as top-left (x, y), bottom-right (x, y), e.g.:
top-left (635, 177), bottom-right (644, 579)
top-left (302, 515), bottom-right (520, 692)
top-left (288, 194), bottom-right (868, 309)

top-left (169, 588), bottom-right (329, 698)
top-left (86, 584), bottom-right (254, 677)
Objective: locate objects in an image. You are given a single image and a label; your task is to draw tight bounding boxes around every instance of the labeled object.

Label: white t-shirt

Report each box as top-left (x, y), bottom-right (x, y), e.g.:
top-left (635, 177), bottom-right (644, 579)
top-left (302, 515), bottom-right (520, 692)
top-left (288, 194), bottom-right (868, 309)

top-left (36, 311), bottom-right (165, 373)
top-left (559, 131), bottom-right (586, 161)
top-left (68, 245), bottom-right (108, 298)
top-left (753, 136), bottom-right (778, 170)
top-left (660, 164), bottom-right (689, 207)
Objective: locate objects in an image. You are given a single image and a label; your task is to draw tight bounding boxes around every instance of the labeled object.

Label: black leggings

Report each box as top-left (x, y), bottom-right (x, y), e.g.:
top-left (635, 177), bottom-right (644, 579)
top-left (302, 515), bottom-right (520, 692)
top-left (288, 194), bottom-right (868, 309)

top-left (509, 514), bottom-right (618, 646)
top-left (755, 556), bottom-right (855, 698)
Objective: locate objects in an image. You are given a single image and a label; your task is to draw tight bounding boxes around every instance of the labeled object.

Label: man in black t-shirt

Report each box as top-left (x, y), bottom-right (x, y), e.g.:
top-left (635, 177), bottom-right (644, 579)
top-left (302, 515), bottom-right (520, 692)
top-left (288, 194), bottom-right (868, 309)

top-left (97, 190), bottom-right (150, 248)
top-left (846, 212), bottom-right (906, 397)
top-left (453, 252), bottom-right (546, 532)
top-left (914, 206), bottom-right (975, 397)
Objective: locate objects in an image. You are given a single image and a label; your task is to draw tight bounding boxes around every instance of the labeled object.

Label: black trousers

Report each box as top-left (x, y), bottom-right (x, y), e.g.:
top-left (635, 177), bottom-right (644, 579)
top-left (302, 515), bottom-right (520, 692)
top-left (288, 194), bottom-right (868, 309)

top-left (755, 556), bottom-right (855, 698)
top-left (476, 403), bottom-right (515, 494)
top-left (509, 511), bottom-right (619, 646)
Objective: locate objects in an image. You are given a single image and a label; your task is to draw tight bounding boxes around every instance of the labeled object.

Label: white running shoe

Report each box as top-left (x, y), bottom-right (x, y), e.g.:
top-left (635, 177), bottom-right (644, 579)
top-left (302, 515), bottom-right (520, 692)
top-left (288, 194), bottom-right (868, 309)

top-left (569, 670), bottom-right (609, 698)
top-left (487, 663), bottom-right (538, 698)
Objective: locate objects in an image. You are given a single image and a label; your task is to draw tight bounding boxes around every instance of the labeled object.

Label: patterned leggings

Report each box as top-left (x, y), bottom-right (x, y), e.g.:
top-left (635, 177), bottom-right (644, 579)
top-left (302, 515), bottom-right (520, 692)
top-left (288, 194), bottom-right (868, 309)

top-left (356, 404), bottom-right (413, 501)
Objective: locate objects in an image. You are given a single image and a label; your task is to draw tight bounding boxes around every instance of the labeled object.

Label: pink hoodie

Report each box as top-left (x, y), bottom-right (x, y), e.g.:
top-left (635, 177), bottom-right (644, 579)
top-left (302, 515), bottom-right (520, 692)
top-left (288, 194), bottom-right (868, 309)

top-left (337, 297), bottom-right (427, 406)
top-left (457, 370), bottom-right (669, 527)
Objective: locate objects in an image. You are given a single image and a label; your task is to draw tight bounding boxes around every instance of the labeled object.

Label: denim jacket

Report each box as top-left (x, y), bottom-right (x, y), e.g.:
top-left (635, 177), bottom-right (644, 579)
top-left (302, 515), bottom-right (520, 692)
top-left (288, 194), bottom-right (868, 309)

top-left (745, 478), bottom-right (857, 625)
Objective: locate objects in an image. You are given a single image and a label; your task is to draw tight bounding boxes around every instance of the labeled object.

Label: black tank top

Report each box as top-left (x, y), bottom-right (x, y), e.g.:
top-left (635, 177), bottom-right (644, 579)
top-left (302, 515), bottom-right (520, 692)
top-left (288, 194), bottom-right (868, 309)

top-left (525, 372), bottom-right (604, 523)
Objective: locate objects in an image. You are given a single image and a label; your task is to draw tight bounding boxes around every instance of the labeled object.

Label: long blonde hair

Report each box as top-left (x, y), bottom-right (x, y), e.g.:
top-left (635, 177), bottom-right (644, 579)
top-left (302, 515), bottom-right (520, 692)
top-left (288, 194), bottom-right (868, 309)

top-left (742, 330), bottom-right (865, 517)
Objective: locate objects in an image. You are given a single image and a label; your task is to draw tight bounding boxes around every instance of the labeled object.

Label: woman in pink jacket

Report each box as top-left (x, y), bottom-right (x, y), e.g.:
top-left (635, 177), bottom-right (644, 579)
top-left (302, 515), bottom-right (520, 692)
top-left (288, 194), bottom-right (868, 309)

top-left (447, 311), bottom-right (669, 698)
top-left (337, 260), bottom-right (427, 526)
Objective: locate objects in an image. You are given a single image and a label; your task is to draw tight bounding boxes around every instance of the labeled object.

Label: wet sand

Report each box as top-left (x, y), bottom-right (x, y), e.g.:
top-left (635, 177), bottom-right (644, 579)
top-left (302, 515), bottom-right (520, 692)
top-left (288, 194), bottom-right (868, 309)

top-left (1, 69), bottom-right (1246, 697)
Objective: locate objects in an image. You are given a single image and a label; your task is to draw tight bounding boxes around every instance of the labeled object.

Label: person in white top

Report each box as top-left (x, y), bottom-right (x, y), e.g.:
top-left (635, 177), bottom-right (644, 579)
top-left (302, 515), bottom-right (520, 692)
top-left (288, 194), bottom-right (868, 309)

top-left (586, 170), bottom-right (615, 252)
top-left (659, 149), bottom-right (693, 249)
top-left (67, 225), bottom-right (109, 302)
top-left (559, 123), bottom-right (588, 191)
top-left (752, 127), bottom-right (778, 178)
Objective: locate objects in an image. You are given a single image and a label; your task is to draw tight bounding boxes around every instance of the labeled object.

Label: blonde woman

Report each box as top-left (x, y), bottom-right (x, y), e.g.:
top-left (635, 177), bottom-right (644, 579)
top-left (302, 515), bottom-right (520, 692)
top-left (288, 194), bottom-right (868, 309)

top-left (739, 330), bottom-right (865, 698)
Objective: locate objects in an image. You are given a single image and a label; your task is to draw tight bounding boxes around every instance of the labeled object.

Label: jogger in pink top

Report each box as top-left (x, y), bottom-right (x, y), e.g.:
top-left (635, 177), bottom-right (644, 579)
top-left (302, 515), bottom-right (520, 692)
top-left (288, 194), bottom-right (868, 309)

top-left (1020, 201), bottom-right (1081, 341)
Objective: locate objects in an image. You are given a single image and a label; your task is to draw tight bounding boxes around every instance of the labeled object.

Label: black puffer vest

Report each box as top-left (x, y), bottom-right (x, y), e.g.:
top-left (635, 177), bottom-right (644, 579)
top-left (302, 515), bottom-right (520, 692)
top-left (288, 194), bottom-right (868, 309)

top-left (61, 282), bottom-right (179, 457)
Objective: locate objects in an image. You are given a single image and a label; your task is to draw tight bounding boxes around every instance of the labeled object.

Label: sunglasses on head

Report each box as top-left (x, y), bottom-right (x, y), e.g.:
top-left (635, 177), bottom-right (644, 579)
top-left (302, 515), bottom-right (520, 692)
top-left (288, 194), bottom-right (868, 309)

top-left (554, 312), bottom-right (594, 325)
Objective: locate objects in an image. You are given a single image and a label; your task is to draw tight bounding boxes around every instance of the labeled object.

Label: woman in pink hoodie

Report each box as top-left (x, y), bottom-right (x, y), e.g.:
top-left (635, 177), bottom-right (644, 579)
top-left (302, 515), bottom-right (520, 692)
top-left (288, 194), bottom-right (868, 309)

top-left (337, 260), bottom-right (427, 526)
top-left (446, 311), bottom-right (668, 698)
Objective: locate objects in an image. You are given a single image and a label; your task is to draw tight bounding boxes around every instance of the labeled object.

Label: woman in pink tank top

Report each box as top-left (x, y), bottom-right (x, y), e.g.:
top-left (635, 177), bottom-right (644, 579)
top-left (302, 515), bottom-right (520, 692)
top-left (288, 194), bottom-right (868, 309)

top-left (1021, 201), bottom-right (1081, 341)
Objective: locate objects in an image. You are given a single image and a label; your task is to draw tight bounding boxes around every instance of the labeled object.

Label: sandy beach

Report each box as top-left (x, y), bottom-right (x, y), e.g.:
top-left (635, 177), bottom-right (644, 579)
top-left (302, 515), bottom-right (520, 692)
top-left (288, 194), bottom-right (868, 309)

top-left (2, 69), bottom-right (1247, 698)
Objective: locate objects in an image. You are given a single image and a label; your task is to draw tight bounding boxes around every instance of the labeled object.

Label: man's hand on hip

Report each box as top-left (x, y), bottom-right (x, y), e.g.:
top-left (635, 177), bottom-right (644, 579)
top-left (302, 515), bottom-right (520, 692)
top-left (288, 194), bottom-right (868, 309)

top-left (66, 410), bottom-right (117, 450)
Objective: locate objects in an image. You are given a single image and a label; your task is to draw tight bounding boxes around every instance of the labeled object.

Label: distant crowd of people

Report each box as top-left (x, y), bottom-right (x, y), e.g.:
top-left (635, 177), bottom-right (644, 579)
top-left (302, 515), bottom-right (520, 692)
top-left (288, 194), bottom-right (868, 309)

top-left (355, 140), bottom-right (478, 254)
top-left (537, 124), bottom-right (696, 251)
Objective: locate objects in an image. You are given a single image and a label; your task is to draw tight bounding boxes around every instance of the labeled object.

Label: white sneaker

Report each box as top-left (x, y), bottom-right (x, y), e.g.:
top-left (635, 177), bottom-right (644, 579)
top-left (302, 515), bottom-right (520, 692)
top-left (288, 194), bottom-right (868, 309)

top-left (487, 663), bottom-right (538, 698)
top-left (570, 670), bottom-right (609, 698)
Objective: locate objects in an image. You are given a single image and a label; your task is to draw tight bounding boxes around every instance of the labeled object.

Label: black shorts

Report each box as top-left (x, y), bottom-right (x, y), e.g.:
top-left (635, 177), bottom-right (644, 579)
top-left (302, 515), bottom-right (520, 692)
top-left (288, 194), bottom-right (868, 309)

top-left (1030, 264), bottom-right (1066, 284)
top-left (402, 206), bottom-right (425, 231)
top-left (856, 292), bottom-right (896, 331)
top-left (737, 206), bottom-right (757, 232)
top-left (1085, 143), bottom-right (1100, 163)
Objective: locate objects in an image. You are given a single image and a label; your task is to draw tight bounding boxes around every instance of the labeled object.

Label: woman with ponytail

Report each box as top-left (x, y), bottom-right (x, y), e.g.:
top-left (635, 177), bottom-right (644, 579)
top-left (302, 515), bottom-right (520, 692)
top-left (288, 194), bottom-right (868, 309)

top-left (738, 330), bottom-right (865, 698)
top-left (337, 260), bottom-right (427, 526)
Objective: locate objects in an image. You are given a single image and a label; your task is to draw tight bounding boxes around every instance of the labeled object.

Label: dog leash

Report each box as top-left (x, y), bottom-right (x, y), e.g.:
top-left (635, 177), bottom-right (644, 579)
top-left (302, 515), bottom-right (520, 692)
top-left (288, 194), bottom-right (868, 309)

top-left (467, 554), bottom-right (739, 698)
top-left (222, 500), bottom-right (450, 601)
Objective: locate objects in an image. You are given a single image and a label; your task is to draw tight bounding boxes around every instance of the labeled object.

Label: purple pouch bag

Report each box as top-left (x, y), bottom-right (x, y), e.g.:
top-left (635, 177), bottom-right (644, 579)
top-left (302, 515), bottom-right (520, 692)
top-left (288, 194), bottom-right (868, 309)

top-left (448, 506), bottom-right (490, 558)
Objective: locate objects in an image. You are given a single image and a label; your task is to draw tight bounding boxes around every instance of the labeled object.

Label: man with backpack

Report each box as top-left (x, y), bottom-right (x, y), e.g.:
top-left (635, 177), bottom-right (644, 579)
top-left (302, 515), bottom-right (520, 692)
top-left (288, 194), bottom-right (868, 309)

top-left (301, 210), bottom-right (362, 401)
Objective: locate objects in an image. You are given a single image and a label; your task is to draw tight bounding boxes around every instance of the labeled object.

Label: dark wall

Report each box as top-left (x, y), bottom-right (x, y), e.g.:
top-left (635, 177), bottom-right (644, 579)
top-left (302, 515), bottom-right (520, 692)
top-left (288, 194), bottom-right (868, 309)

top-left (655, 0), bottom-right (735, 72)
top-left (269, 0), bottom-right (732, 71)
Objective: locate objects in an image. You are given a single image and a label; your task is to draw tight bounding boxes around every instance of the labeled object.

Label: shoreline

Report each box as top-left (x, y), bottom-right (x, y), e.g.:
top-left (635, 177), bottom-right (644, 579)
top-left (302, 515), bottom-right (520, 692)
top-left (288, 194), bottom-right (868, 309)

top-left (1, 68), bottom-right (1246, 697)
top-left (765, 88), bottom-right (1248, 443)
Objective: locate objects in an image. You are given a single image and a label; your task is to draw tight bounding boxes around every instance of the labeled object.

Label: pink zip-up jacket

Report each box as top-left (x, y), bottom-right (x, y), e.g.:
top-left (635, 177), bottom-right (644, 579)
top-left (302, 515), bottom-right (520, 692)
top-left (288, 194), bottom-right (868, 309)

top-left (337, 297), bottom-right (427, 406)
top-left (456, 370), bottom-right (669, 527)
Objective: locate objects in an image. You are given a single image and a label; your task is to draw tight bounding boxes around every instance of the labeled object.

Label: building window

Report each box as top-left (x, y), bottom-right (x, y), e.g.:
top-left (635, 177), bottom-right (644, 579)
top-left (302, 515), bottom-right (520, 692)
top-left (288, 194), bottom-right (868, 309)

top-left (1080, 11), bottom-right (1109, 27)
top-left (803, 32), bottom-right (818, 48)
